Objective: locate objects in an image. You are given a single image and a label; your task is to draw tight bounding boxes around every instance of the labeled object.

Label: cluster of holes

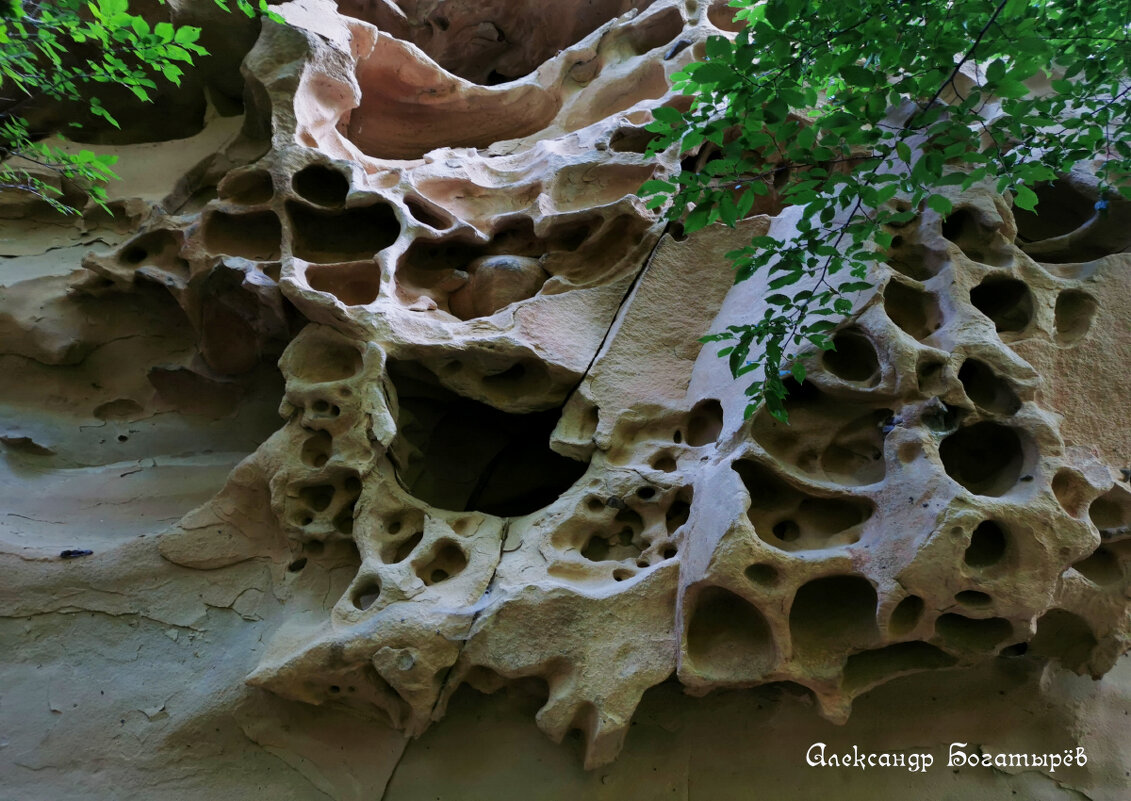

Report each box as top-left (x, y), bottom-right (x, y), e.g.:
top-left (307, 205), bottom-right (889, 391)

top-left (749, 379), bottom-right (890, 486)
top-left (733, 460), bottom-right (873, 551)
top-left (288, 472), bottom-right (362, 538)
top-left (559, 487), bottom-right (689, 579)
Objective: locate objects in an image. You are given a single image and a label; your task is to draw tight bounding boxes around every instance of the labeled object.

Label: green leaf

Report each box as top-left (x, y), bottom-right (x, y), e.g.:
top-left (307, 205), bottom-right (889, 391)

top-left (926, 194), bottom-right (953, 215)
top-left (1013, 184), bottom-right (1039, 211)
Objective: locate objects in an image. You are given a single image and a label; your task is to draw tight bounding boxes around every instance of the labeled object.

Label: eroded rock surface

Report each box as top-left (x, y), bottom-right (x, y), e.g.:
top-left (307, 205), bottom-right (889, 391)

top-left (2, 0), bottom-right (1130, 791)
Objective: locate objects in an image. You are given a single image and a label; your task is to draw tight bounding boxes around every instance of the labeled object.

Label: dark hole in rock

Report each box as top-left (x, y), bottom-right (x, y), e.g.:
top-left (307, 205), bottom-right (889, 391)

top-left (916, 358), bottom-right (947, 395)
top-left (1029, 609), bottom-right (1097, 673)
top-left (922, 399), bottom-right (963, 434)
top-left (733, 459), bottom-right (873, 550)
top-left (934, 613), bottom-right (1011, 652)
top-left (353, 578), bottom-right (381, 610)
top-left (822, 328), bottom-right (880, 385)
top-left (1072, 547), bottom-right (1122, 585)
top-left (387, 361), bottom-right (587, 516)
top-left (651, 453), bottom-right (678, 472)
top-left (955, 590), bottom-right (992, 607)
top-left (288, 201), bottom-right (398, 264)
top-left (884, 280), bottom-right (942, 340)
top-left (889, 595), bottom-right (924, 636)
top-left (1000, 642), bottom-right (1029, 657)
top-left (612, 568), bottom-right (634, 581)
top-left (388, 531), bottom-right (423, 564)
top-left (417, 540), bottom-right (468, 585)
top-left (609, 127), bottom-right (656, 153)
top-left (662, 545), bottom-right (678, 559)
top-left (1052, 468), bottom-right (1090, 517)
top-left (707, 0), bottom-right (746, 32)
top-left (886, 238), bottom-right (945, 281)
top-left (686, 398), bottom-right (724, 446)
top-left (305, 262), bottom-right (381, 306)
top-left (406, 198), bottom-right (451, 229)
top-left (1013, 181), bottom-right (1093, 242)
top-left (118, 229), bottom-right (188, 279)
top-left (942, 207), bottom-right (1009, 265)
top-left (300, 485), bottom-right (335, 513)
top-left (965, 521), bottom-right (1007, 567)
top-left (203, 210), bottom-right (281, 260)
top-left (1012, 179), bottom-right (1107, 262)
top-left (636, 486), bottom-right (655, 500)
top-left (957, 359), bottom-right (1021, 415)
top-left (745, 563), bottom-right (778, 585)
top-left (288, 558), bottom-right (307, 572)
top-left (292, 164), bottom-right (350, 207)
top-left (218, 170), bottom-right (273, 205)
top-left (666, 494), bottom-right (692, 534)
top-left (843, 642), bottom-right (957, 691)
top-left (624, 5), bottom-right (683, 55)
top-left (939, 422), bottom-right (1025, 497)
top-left (970, 277), bottom-right (1033, 334)
top-left (1054, 289), bottom-right (1097, 346)
top-left (686, 586), bottom-right (775, 681)
top-left (343, 0), bottom-right (662, 84)
top-left (790, 575), bottom-right (879, 659)
top-left (333, 504), bottom-right (356, 535)
top-left (1089, 487), bottom-right (1131, 534)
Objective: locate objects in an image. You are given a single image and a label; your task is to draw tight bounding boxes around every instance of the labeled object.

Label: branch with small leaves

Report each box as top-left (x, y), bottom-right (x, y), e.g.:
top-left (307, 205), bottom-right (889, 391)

top-left (639, 0), bottom-right (1131, 421)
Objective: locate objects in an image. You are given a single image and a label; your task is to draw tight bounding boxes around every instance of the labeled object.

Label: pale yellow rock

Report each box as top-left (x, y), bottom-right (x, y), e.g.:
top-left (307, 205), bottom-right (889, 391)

top-left (0, 0), bottom-right (1130, 797)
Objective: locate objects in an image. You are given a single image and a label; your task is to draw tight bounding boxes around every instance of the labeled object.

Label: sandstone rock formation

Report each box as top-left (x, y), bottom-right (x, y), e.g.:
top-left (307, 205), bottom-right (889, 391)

top-left (2, 0), bottom-right (1130, 795)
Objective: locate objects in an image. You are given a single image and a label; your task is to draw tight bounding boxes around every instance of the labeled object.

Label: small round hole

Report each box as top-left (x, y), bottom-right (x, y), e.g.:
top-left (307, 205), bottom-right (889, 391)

top-left (744, 563), bottom-right (778, 585)
top-left (287, 558), bottom-right (307, 572)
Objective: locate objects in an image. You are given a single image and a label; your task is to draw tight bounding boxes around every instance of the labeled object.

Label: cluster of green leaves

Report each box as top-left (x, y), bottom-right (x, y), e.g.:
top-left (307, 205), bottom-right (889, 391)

top-left (639, 0), bottom-right (1131, 421)
top-left (0, 0), bottom-right (277, 213)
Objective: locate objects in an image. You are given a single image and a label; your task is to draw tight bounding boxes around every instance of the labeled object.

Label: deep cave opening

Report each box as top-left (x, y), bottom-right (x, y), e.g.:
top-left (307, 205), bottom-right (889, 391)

top-left (387, 360), bottom-right (588, 516)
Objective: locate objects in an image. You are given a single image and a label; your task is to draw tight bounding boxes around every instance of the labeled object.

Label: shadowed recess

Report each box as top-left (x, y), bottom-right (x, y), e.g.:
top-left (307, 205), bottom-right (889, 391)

top-left (970, 277), bottom-right (1032, 334)
top-left (889, 595), bottom-right (925, 636)
top-left (732, 459), bottom-right (874, 551)
top-left (934, 613), bottom-right (1011, 652)
top-left (957, 359), bottom-right (1021, 415)
top-left (843, 642), bottom-right (956, 691)
top-left (821, 328), bottom-right (880, 385)
top-left (686, 586), bottom-right (775, 681)
top-left (288, 201), bottom-right (399, 264)
top-left (387, 360), bottom-right (587, 516)
top-left (964, 521), bottom-right (1008, 568)
top-left (789, 575), bottom-right (879, 659)
top-left (1029, 609), bottom-right (1097, 673)
top-left (939, 422), bottom-right (1025, 497)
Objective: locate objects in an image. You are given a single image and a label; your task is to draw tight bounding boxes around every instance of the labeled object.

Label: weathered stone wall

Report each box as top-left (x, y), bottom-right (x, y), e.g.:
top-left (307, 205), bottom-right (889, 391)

top-left (1, 0), bottom-right (1129, 798)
